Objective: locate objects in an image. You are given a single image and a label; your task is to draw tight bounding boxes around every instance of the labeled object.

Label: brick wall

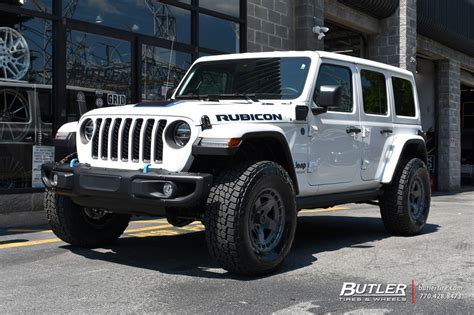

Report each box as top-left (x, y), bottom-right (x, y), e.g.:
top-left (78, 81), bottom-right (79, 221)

top-left (247, 0), bottom-right (294, 51)
top-left (367, 0), bottom-right (417, 73)
top-left (294, 0), bottom-right (324, 51)
top-left (399, 0), bottom-right (417, 72)
top-left (437, 60), bottom-right (461, 191)
top-left (367, 6), bottom-right (401, 67)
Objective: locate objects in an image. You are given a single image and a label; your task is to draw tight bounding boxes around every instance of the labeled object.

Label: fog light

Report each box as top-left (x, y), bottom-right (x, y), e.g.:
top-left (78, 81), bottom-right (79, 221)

top-left (51, 173), bottom-right (58, 187)
top-left (163, 182), bottom-right (174, 198)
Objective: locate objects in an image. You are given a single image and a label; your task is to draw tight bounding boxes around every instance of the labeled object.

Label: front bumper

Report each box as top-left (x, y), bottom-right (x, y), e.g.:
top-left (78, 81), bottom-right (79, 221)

top-left (41, 162), bottom-right (212, 215)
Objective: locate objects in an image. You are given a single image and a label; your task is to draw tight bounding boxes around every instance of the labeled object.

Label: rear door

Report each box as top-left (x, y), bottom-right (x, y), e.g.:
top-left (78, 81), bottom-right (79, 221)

top-left (357, 67), bottom-right (393, 181)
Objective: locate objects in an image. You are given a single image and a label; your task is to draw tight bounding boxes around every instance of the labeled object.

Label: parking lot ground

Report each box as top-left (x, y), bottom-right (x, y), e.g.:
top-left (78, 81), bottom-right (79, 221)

top-left (0, 191), bottom-right (472, 314)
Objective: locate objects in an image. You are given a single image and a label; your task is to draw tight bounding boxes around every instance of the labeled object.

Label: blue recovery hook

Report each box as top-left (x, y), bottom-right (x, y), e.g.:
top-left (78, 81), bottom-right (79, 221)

top-left (69, 158), bottom-right (79, 168)
top-left (143, 163), bottom-right (151, 174)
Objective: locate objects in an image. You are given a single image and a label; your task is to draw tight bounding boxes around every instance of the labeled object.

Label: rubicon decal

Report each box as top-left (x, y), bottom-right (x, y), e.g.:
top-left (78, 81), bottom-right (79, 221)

top-left (216, 113), bottom-right (283, 122)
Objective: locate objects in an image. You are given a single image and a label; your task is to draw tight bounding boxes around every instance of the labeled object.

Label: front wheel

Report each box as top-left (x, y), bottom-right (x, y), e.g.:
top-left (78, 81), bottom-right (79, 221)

top-left (379, 158), bottom-right (431, 236)
top-left (205, 161), bottom-right (297, 276)
top-left (45, 192), bottom-right (131, 247)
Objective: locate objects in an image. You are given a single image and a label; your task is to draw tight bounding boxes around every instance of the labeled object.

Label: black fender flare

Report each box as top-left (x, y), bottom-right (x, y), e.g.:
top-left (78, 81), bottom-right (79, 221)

top-left (192, 131), bottom-right (298, 194)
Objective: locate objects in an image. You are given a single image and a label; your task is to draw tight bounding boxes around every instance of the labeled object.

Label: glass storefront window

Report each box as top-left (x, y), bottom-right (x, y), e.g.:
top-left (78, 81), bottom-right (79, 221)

top-left (64, 1), bottom-right (191, 44)
top-left (199, 0), bottom-right (240, 17)
top-left (0, 0), bottom-right (244, 194)
top-left (142, 45), bottom-right (191, 101)
top-left (66, 31), bottom-right (132, 121)
top-left (199, 14), bottom-right (239, 53)
top-left (4, 0), bottom-right (53, 14)
top-left (0, 15), bottom-right (53, 190)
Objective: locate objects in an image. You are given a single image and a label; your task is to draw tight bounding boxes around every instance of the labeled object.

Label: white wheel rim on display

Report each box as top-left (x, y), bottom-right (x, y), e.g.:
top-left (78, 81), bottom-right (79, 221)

top-left (0, 27), bottom-right (30, 81)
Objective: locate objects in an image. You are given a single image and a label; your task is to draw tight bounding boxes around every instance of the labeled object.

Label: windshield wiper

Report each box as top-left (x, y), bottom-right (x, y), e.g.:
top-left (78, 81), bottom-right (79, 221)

top-left (207, 93), bottom-right (259, 102)
top-left (174, 94), bottom-right (218, 101)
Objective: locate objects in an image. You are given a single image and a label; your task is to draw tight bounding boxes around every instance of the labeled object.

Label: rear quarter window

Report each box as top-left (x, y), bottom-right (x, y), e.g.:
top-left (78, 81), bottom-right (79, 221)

top-left (361, 69), bottom-right (387, 115)
top-left (392, 77), bottom-right (416, 117)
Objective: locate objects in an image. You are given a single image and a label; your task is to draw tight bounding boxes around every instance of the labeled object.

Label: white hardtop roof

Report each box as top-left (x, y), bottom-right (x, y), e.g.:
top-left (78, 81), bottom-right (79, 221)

top-left (196, 50), bottom-right (413, 77)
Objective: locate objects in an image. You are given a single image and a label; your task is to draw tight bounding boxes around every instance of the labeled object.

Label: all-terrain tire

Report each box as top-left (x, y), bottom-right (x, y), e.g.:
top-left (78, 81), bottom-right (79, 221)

top-left (379, 158), bottom-right (431, 236)
top-left (44, 154), bottom-right (130, 247)
top-left (204, 161), bottom-right (297, 276)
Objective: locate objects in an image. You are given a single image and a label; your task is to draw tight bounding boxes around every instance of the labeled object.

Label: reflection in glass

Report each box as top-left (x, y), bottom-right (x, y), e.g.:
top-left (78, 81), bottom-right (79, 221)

top-left (142, 45), bottom-right (191, 101)
top-left (63, 0), bottom-right (191, 43)
top-left (199, 0), bottom-right (240, 17)
top-left (199, 14), bottom-right (239, 53)
top-left (66, 31), bottom-right (132, 103)
top-left (176, 57), bottom-right (311, 100)
top-left (0, 14), bottom-right (55, 189)
top-left (5, 0), bottom-right (53, 14)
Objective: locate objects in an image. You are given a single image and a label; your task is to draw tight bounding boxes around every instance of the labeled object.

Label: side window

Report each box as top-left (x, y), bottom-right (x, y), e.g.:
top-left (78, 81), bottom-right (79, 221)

top-left (361, 69), bottom-right (387, 115)
top-left (314, 64), bottom-right (353, 112)
top-left (392, 77), bottom-right (416, 117)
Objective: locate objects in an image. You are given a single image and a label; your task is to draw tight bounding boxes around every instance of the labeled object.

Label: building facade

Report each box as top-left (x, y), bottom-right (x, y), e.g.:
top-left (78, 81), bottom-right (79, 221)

top-left (247, 0), bottom-right (474, 191)
top-left (0, 0), bottom-right (473, 223)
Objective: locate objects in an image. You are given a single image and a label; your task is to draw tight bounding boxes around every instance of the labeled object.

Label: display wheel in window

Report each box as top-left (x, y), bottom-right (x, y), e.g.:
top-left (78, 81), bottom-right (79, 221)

top-left (0, 89), bottom-right (30, 142)
top-left (0, 27), bottom-right (30, 81)
top-left (0, 155), bottom-right (28, 189)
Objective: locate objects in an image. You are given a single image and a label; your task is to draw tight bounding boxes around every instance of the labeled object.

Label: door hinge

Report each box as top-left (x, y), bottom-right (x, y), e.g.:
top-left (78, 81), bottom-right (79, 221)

top-left (361, 159), bottom-right (369, 170)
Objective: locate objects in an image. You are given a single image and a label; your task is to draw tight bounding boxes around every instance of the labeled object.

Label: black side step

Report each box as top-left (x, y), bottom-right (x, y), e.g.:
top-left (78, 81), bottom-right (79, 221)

top-left (296, 189), bottom-right (382, 210)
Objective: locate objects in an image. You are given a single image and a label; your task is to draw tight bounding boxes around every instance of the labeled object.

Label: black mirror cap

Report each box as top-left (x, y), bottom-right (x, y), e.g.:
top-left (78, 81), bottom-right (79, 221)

top-left (311, 106), bottom-right (327, 115)
top-left (319, 85), bottom-right (342, 108)
top-left (295, 105), bottom-right (309, 120)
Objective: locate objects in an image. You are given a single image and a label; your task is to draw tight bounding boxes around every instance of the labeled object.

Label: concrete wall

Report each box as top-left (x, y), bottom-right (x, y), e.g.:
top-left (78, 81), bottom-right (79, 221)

top-left (436, 60), bottom-right (462, 191)
top-left (294, 0), bottom-right (324, 51)
top-left (367, 0), bottom-right (417, 73)
top-left (247, 0), bottom-right (294, 51)
top-left (415, 58), bottom-right (436, 132)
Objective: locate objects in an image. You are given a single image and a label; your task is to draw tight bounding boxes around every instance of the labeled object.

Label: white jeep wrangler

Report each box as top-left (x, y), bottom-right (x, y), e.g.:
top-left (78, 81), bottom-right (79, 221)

top-left (42, 51), bottom-right (431, 275)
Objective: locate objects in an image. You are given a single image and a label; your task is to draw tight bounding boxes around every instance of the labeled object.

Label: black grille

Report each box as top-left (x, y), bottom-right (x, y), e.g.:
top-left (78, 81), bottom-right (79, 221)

top-left (101, 118), bottom-right (112, 159)
top-left (90, 117), bottom-right (166, 164)
top-left (132, 119), bottom-right (143, 162)
top-left (154, 120), bottom-right (167, 163)
top-left (143, 119), bottom-right (155, 163)
top-left (111, 118), bottom-right (122, 161)
top-left (121, 118), bottom-right (132, 161)
top-left (92, 118), bottom-right (102, 159)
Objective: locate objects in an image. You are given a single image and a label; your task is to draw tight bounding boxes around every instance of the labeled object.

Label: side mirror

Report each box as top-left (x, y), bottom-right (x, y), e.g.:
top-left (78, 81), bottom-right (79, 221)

top-left (318, 85), bottom-right (342, 108)
top-left (165, 87), bottom-right (176, 100)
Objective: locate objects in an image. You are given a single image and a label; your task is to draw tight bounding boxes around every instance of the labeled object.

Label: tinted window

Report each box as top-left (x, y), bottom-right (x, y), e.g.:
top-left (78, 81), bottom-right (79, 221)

top-left (392, 77), bottom-right (416, 117)
top-left (177, 57), bottom-right (311, 100)
top-left (314, 64), bottom-right (353, 112)
top-left (361, 70), bottom-right (387, 115)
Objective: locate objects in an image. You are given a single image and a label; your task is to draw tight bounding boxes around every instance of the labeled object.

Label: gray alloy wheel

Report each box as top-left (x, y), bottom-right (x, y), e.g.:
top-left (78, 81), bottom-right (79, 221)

top-left (249, 188), bottom-right (286, 254)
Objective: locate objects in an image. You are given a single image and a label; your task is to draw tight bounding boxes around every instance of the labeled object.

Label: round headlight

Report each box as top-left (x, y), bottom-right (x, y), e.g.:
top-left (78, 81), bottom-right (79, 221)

top-left (173, 121), bottom-right (191, 147)
top-left (81, 119), bottom-right (94, 143)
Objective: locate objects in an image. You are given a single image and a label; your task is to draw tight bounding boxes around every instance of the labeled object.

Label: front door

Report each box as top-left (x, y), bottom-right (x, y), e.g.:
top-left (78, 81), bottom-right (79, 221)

top-left (307, 61), bottom-right (362, 187)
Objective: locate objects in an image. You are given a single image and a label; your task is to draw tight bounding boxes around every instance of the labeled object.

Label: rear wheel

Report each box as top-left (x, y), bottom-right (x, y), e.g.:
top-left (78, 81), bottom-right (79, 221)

top-left (379, 158), bottom-right (431, 236)
top-left (205, 161), bottom-right (297, 276)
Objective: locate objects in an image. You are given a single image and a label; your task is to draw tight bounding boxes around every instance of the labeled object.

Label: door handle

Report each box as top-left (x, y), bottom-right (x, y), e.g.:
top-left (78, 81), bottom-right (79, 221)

top-left (346, 126), bottom-right (362, 134)
top-left (380, 129), bottom-right (393, 135)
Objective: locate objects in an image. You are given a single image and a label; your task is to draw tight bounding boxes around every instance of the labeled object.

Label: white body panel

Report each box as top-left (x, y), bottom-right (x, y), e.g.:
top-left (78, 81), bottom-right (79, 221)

top-left (57, 121), bottom-right (78, 134)
top-left (68, 50), bottom-right (424, 197)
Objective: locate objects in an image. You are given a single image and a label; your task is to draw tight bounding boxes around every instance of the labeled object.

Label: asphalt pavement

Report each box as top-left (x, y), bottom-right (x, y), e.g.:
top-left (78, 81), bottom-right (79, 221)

top-left (0, 190), bottom-right (472, 314)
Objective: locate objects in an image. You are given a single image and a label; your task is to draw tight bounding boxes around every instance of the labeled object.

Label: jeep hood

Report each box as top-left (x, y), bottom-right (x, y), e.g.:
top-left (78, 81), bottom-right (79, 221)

top-left (81, 100), bottom-right (299, 125)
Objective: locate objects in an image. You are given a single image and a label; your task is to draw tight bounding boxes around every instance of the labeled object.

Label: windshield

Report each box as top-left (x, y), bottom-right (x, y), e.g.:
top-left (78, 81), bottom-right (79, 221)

top-left (175, 57), bottom-right (311, 100)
